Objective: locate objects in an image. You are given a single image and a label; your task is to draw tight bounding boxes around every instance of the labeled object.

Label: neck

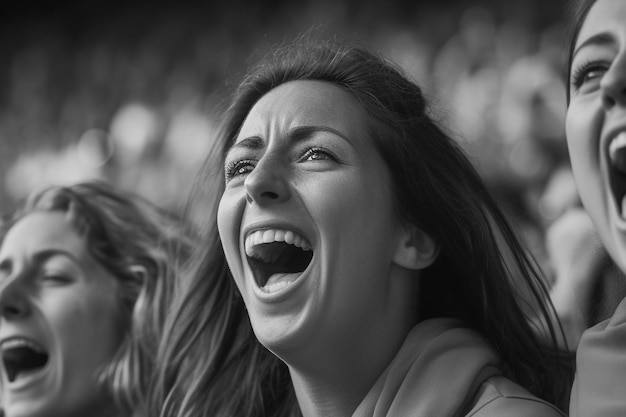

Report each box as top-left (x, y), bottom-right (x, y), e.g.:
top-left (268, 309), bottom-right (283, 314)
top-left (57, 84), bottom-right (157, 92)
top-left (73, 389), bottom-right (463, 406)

top-left (279, 267), bottom-right (421, 417)
top-left (288, 304), bottom-right (418, 417)
top-left (290, 369), bottom-right (363, 417)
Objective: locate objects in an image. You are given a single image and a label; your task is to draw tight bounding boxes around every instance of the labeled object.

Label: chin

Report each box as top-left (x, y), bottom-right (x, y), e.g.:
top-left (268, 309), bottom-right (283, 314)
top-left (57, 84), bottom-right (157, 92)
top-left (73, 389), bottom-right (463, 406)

top-left (249, 308), bottom-right (316, 361)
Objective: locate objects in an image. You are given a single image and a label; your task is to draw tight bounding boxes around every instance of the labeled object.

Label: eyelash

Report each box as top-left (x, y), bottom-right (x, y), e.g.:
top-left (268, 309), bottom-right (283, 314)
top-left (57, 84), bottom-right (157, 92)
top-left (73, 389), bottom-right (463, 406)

top-left (40, 272), bottom-right (71, 285)
top-left (299, 147), bottom-right (336, 162)
top-left (225, 159), bottom-right (256, 180)
top-left (224, 147), bottom-right (338, 181)
top-left (571, 60), bottom-right (609, 89)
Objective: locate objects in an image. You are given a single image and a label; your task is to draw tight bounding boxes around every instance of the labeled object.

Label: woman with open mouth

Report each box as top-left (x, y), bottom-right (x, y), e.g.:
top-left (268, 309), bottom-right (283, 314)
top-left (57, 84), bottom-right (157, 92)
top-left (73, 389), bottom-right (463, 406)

top-left (147, 40), bottom-right (571, 417)
top-left (0, 181), bottom-right (193, 417)
top-left (560, 0), bottom-right (626, 415)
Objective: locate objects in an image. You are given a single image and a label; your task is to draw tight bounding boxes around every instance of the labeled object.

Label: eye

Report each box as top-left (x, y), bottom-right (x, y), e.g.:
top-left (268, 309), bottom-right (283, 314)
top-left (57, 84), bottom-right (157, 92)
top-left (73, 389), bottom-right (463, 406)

top-left (571, 60), bottom-right (610, 93)
top-left (225, 159), bottom-right (256, 181)
top-left (299, 147), bottom-right (337, 163)
top-left (40, 271), bottom-right (72, 285)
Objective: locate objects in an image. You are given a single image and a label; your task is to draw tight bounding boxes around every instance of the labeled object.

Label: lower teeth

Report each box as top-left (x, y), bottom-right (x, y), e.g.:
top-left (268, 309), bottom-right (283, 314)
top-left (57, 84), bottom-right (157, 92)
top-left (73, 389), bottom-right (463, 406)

top-left (263, 281), bottom-right (291, 293)
top-left (262, 274), bottom-right (297, 293)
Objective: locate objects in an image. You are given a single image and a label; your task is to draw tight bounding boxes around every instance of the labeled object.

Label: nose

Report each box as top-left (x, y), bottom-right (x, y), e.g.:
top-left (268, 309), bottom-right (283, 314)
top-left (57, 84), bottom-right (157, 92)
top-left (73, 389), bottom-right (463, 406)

top-left (601, 55), bottom-right (626, 110)
top-left (244, 157), bottom-right (291, 206)
top-left (0, 277), bottom-right (30, 320)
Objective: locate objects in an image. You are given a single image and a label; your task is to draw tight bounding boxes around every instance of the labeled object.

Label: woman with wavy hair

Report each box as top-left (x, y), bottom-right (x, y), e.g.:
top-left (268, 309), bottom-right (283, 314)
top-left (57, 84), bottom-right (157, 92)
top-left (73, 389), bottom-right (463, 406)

top-left (0, 181), bottom-right (193, 417)
top-left (148, 39), bottom-right (571, 417)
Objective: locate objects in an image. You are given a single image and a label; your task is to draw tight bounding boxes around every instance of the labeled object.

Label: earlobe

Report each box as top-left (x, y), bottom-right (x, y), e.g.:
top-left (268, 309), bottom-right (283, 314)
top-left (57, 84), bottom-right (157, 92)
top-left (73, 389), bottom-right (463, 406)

top-left (392, 225), bottom-right (439, 270)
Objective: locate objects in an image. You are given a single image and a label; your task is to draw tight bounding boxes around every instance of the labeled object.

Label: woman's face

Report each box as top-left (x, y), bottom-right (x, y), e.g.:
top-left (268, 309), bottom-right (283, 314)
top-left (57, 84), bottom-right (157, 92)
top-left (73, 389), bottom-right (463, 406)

top-left (0, 211), bottom-right (123, 417)
top-left (567, 0), bottom-right (626, 271)
top-left (218, 80), bottom-right (412, 357)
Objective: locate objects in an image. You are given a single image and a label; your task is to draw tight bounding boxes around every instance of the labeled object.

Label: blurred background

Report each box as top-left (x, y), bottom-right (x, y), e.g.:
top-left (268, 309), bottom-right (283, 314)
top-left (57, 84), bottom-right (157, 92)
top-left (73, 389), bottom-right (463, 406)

top-left (0, 0), bottom-right (577, 259)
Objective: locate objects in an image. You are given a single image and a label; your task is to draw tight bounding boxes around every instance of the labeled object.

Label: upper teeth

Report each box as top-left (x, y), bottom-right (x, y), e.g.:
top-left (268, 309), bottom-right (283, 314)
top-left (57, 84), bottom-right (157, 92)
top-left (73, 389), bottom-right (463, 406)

top-left (245, 229), bottom-right (312, 256)
top-left (610, 132), bottom-right (626, 162)
top-left (1, 338), bottom-right (44, 353)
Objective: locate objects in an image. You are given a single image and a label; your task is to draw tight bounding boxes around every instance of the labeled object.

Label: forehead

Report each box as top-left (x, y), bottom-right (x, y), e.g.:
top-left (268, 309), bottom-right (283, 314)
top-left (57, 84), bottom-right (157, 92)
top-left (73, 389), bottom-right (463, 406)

top-left (577, 0), bottom-right (626, 44)
top-left (237, 80), bottom-right (369, 139)
top-left (0, 211), bottom-right (84, 258)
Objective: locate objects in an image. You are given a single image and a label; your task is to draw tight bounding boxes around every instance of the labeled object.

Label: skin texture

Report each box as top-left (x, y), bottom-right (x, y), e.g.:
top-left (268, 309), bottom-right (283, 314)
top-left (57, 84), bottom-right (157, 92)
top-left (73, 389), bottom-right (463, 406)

top-left (0, 211), bottom-right (123, 417)
top-left (566, 0), bottom-right (626, 272)
top-left (218, 80), bottom-right (435, 416)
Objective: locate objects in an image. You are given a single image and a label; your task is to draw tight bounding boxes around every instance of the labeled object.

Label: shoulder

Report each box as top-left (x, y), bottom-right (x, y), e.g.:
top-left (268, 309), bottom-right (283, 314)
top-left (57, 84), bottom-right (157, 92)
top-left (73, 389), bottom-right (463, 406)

top-left (465, 376), bottom-right (565, 417)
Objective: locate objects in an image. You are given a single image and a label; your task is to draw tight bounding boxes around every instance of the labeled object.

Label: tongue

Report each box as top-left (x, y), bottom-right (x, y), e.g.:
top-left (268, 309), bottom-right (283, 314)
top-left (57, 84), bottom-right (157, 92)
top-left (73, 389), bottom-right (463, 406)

top-left (610, 133), bottom-right (626, 173)
top-left (3, 347), bottom-right (48, 382)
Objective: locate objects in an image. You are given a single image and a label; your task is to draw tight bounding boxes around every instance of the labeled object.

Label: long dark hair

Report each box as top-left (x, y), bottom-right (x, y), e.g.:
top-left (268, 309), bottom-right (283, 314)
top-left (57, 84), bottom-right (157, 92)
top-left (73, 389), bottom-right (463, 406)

top-left (148, 38), bottom-right (572, 417)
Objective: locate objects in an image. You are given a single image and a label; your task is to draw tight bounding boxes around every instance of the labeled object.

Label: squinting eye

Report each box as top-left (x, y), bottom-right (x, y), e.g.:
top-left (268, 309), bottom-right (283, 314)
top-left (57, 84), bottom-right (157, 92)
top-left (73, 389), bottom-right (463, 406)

top-left (225, 159), bottom-right (256, 180)
top-left (300, 147), bottom-right (336, 162)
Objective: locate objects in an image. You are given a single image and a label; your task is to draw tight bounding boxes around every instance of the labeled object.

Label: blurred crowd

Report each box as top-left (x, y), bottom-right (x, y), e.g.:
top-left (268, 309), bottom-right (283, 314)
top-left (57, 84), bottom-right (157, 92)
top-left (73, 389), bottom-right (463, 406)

top-left (0, 0), bottom-right (575, 277)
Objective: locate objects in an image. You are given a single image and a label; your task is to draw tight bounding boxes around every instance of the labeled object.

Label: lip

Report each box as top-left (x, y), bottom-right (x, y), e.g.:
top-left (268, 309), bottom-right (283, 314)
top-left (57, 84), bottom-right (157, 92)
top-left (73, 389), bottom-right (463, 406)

top-left (0, 335), bottom-right (51, 392)
top-left (241, 221), bottom-right (316, 303)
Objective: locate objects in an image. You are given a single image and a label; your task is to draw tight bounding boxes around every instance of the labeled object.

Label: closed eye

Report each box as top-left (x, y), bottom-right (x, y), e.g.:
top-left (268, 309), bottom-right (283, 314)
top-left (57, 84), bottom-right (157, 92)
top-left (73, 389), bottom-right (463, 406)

top-left (40, 271), bottom-right (72, 285)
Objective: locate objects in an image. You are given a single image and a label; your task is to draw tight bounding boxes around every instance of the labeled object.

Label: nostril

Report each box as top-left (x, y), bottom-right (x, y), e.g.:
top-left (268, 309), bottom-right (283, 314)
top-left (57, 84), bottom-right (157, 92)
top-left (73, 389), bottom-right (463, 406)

top-left (244, 166), bottom-right (290, 204)
top-left (261, 191), bottom-right (280, 200)
top-left (2, 304), bottom-right (23, 318)
top-left (246, 190), bottom-right (280, 204)
top-left (604, 95), bottom-right (616, 109)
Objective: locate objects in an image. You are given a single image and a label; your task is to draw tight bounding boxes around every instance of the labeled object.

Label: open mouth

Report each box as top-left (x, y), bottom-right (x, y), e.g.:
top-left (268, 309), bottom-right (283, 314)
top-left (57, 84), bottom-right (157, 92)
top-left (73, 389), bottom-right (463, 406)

top-left (609, 132), bottom-right (626, 218)
top-left (1, 339), bottom-right (49, 383)
top-left (245, 229), bottom-right (313, 293)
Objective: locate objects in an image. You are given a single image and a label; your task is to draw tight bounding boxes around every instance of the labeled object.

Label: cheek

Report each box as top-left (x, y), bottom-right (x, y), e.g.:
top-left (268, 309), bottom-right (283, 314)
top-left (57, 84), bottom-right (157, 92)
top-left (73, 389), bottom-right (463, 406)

top-left (565, 104), bottom-right (616, 247)
top-left (566, 108), bottom-right (590, 166)
top-left (314, 173), bottom-right (395, 246)
top-left (217, 191), bottom-right (235, 240)
top-left (566, 106), bottom-right (600, 193)
top-left (310, 176), bottom-right (365, 225)
top-left (217, 190), bottom-right (246, 284)
top-left (55, 293), bottom-right (122, 350)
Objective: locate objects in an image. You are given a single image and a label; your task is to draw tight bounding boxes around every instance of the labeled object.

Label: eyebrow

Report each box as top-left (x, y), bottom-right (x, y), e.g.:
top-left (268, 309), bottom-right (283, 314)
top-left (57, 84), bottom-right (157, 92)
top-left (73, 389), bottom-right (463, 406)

top-left (573, 32), bottom-right (616, 59)
top-left (226, 125), bottom-right (353, 155)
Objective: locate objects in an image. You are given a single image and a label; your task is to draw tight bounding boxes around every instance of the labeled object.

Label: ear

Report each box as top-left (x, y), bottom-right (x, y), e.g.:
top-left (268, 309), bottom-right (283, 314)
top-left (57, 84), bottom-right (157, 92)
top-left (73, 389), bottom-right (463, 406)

top-left (128, 265), bottom-right (148, 284)
top-left (392, 224), bottom-right (439, 270)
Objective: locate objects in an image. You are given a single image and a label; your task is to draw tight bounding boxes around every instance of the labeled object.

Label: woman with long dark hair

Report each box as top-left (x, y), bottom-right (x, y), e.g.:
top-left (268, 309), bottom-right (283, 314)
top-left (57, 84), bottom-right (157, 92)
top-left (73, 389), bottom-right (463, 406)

top-left (149, 39), bottom-right (571, 417)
